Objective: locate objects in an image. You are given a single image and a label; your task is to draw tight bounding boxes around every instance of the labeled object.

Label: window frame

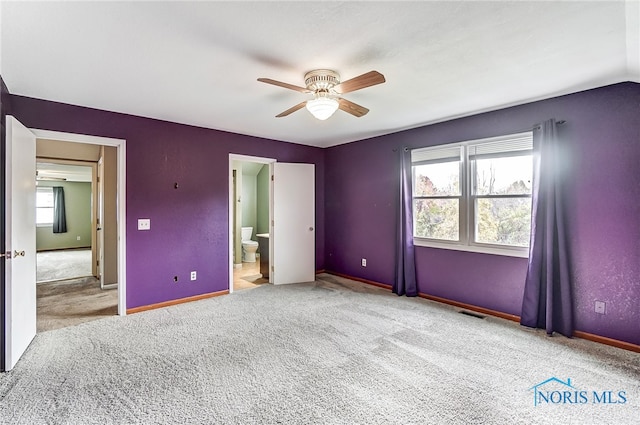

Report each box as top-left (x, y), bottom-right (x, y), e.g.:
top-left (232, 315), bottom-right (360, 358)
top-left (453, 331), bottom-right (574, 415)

top-left (412, 132), bottom-right (533, 258)
top-left (36, 186), bottom-right (54, 227)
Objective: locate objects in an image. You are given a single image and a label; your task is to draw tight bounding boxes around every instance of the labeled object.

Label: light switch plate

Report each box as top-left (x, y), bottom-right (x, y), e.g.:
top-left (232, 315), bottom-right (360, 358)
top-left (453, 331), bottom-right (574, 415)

top-left (138, 218), bottom-right (151, 231)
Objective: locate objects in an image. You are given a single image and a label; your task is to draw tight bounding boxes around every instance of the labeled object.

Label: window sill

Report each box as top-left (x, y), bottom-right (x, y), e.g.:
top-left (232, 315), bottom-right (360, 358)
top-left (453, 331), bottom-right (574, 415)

top-left (36, 223), bottom-right (53, 228)
top-left (413, 238), bottom-right (529, 258)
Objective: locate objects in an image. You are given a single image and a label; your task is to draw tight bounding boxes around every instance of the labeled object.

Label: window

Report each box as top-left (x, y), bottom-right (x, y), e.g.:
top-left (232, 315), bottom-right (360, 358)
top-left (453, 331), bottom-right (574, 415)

top-left (36, 186), bottom-right (54, 226)
top-left (412, 132), bottom-right (533, 257)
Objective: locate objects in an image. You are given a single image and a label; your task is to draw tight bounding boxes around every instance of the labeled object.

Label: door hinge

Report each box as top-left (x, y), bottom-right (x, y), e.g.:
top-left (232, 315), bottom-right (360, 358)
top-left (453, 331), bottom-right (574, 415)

top-left (271, 175), bottom-right (274, 181)
top-left (96, 260), bottom-right (100, 266)
top-left (271, 220), bottom-right (274, 227)
top-left (271, 266), bottom-right (274, 272)
top-left (0, 251), bottom-right (11, 259)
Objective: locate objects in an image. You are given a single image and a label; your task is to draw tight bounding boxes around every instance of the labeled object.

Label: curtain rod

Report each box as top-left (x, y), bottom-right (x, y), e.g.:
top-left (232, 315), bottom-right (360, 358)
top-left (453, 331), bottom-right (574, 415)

top-left (393, 119), bottom-right (567, 152)
top-left (532, 119), bottom-right (566, 132)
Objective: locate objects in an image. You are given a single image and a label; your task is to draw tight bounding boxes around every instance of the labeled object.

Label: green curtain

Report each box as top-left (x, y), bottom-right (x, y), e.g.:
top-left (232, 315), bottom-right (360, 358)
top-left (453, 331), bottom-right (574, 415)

top-left (52, 186), bottom-right (67, 233)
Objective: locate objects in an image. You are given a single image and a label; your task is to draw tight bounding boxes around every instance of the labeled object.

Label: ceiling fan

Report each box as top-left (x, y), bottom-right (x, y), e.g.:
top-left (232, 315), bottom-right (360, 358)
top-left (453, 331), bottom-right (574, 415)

top-left (35, 170), bottom-right (66, 181)
top-left (257, 69), bottom-right (386, 120)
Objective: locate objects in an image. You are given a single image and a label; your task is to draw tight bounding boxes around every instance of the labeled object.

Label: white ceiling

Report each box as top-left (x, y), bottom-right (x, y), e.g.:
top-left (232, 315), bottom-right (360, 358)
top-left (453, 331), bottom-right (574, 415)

top-left (2, 1), bottom-right (638, 148)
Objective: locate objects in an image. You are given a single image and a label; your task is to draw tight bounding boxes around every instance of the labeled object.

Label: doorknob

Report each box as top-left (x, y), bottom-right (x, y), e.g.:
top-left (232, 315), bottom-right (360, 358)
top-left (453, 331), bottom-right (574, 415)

top-left (13, 250), bottom-right (25, 258)
top-left (309, 227), bottom-right (314, 231)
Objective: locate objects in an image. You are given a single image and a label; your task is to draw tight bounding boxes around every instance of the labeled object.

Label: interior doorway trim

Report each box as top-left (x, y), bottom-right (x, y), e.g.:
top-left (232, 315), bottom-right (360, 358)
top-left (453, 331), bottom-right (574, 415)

top-left (31, 128), bottom-right (127, 316)
top-left (228, 154), bottom-right (275, 294)
top-left (36, 157), bottom-right (99, 280)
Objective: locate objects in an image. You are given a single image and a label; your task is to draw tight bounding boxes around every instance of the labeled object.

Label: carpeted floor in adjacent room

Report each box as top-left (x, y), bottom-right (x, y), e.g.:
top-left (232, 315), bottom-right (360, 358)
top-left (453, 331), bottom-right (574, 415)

top-left (37, 276), bottom-right (118, 332)
top-left (37, 249), bottom-right (92, 283)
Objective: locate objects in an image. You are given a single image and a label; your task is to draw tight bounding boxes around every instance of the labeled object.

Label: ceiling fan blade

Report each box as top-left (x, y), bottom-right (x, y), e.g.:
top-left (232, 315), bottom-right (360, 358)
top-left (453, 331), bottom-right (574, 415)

top-left (258, 78), bottom-right (311, 93)
top-left (276, 101), bottom-right (307, 117)
top-left (333, 71), bottom-right (385, 94)
top-left (337, 98), bottom-right (369, 117)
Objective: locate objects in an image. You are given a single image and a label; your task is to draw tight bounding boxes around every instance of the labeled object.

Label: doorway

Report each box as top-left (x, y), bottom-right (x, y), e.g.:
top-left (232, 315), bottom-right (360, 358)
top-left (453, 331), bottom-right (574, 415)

top-left (34, 156), bottom-right (116, 332)
top-left (3, 120), bottom-right (126, 371)
top-left (35, 161), bottom-right (93, 282)
top-left (229, 155), bottom-right (274, 292)
top-left (228, 154), bottom-right (316, 292)
top-left (31, 129), bottom-right (127, 316)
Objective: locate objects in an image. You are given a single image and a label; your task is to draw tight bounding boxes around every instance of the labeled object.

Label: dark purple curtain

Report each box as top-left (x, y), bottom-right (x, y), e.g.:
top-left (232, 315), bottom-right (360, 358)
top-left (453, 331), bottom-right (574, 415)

top-left (52, 186), bottom-right (67, 234)
top-left (393, 148), bottom-right (418, 297)
top-left (520, 119), bottom-right (573, 337)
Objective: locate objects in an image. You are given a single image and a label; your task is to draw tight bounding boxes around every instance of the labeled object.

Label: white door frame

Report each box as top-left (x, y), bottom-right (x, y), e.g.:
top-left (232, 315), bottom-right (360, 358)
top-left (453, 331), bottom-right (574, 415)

top-left (228, 154), bottom-right (275, 293)
top-left (31, 129), bottom-right (127, 316)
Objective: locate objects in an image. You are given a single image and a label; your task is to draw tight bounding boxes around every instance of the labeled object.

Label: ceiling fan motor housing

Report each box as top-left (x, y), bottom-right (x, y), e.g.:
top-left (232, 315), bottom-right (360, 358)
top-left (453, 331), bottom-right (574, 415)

top-left (304, 69), bottom-right (340, 91)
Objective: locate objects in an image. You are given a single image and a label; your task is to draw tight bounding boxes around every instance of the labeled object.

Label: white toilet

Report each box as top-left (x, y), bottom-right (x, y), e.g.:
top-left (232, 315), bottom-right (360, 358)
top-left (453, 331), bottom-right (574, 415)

top-left (241, 227), bottom-right (259, 262)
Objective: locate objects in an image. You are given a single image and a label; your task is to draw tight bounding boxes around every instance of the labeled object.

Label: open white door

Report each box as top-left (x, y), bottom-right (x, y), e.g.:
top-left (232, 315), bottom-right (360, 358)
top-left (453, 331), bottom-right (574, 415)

top-left (4, 116), bottom-right (37, 371)
top-left (272, 163), bottom-right (315, 284)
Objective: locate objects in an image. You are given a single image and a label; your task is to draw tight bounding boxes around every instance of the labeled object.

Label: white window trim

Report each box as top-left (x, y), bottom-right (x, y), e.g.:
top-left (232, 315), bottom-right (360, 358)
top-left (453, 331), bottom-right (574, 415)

top-left (36, 186), bottom-right (54, 227)
top-left (414, 238), bottom-right (529, 258)
top-left (412, 132), bottom-right (533, 258)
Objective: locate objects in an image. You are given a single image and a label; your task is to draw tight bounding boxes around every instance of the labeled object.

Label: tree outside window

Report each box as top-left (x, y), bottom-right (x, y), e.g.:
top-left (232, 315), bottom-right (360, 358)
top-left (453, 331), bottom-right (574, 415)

top-left (412, 132), bottom-right (533, 254)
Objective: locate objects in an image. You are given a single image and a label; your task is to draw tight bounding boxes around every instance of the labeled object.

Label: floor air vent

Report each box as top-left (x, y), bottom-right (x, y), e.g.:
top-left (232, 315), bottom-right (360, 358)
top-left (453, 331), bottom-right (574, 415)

top-left (459, 310), bottom-right (486, 319)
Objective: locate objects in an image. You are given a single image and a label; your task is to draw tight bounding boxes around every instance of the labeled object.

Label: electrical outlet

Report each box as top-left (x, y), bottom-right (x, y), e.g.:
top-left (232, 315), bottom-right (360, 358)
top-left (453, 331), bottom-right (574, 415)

top-left (77, 236), bottom-right (81, 241)
top-left (595, 301), bottom-right (606, 314)
top-left (361, 258), bottom-right (367, 267)
top-left (138, 218), bottom-right (151, 231)
top-left (190, 271), bottom-right (197, 281)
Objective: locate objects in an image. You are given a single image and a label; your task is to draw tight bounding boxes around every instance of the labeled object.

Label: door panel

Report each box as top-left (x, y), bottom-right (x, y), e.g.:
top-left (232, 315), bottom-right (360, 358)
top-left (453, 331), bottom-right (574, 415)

top-left (272, 163), bottom-right (315, 284)
top-left (4, 116), bottom-right (37, 371)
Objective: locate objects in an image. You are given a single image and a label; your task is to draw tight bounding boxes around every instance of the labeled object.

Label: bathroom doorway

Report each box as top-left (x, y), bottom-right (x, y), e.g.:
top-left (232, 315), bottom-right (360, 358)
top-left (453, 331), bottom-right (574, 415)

top-left (229, 155), bottom-right (273, 292)
top-left (228, 154), bottom-right (316, 292)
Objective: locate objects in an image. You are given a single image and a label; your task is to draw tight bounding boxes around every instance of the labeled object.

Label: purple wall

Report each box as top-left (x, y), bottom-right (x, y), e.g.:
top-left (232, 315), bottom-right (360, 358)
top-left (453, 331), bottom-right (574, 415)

top-left (325, 82), bottom-right (640, 345)
top-left (10, 95), bottom-right (325, 309)
top-left (6, 81), bottom-right (639, 345)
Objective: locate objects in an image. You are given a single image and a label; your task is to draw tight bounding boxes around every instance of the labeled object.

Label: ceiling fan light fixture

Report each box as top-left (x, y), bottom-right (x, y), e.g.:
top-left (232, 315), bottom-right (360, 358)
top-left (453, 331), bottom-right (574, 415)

top-left (259, 69), bottom-right (384, 119)
top-left (306, 96), bottom-right (339, 120)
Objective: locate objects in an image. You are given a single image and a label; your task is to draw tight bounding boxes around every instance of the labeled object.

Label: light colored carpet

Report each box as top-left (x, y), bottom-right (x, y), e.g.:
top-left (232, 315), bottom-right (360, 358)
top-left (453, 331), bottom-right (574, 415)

top-left (37, 249), bottom-right (92, 282)
top-left (1, 274), bottom-right (638, 424)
